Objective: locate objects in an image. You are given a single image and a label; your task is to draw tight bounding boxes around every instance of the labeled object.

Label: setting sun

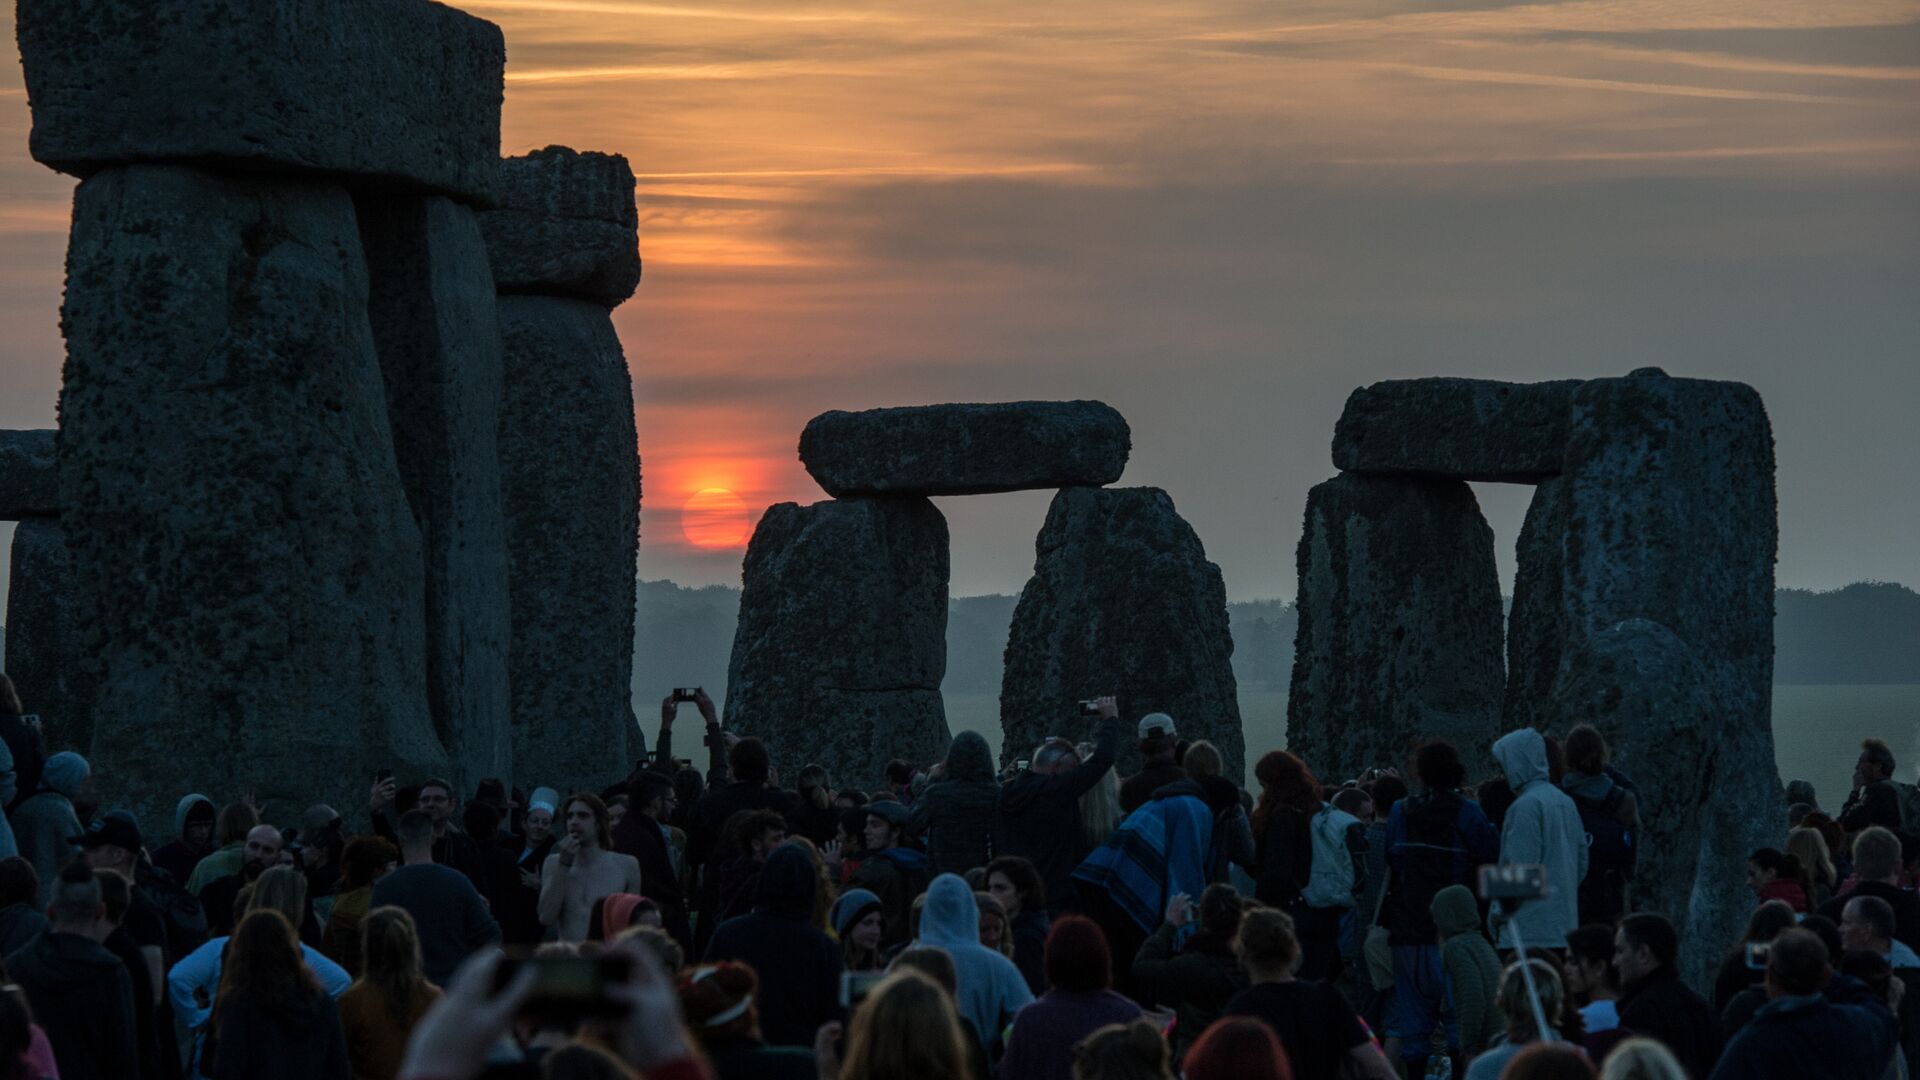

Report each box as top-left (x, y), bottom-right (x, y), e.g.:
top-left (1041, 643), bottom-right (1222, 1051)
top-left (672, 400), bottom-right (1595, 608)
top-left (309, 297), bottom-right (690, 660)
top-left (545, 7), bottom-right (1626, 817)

top-left (681, 487), bottom-right (753, 550)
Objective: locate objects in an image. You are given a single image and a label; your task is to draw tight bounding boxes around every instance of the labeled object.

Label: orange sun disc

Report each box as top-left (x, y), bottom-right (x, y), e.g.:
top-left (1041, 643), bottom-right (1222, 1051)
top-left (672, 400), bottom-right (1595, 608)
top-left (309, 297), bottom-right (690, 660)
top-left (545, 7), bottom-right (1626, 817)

top-left (681, 487), bottom-right (752, 549)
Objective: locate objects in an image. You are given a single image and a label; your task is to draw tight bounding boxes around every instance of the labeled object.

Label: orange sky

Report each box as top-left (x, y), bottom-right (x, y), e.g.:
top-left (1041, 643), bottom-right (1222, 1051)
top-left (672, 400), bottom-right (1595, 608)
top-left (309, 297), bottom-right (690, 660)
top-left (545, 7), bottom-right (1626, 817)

top-left (3, 1), bottom-right (1919, 599)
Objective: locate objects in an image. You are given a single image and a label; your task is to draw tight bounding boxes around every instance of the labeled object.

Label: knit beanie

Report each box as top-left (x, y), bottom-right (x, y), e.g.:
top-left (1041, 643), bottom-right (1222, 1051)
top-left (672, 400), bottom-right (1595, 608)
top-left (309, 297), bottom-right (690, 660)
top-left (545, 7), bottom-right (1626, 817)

top-left (831, 887), bottom-right (883, 938)
top-left (41, 752), bottom-right (88, 798)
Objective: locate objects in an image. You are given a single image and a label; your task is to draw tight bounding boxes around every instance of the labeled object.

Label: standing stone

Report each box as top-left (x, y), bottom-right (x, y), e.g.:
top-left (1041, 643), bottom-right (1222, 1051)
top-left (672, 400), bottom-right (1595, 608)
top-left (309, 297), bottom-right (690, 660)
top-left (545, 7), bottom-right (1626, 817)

top-left (799, 401), bottom-right (1131, 497)
top-left (1331, 378), bottom-right (1579, 482)
top-left (4, 520), bottom-right (91, 752)
top-left (0, 431), bottom-right (58, 519)
top-left (1001, 487), bottom-right (1243, 780)
top-left (478, 147), bottom-right (641, 307)
top-left (358, 195), bottom-right (512, 788)
top-left (496, 297), bottom-right (640, 792)
top-left (58, 165), bottom-right (442, 826)
top-left (1288, 474), bottom-right (1503, 786)
top-left (724, 498), bottom-right (951, 789)
top-left (17, 0), bottom-right (504, 204)
top-left (1503, 476), bottom-right (1568, 732)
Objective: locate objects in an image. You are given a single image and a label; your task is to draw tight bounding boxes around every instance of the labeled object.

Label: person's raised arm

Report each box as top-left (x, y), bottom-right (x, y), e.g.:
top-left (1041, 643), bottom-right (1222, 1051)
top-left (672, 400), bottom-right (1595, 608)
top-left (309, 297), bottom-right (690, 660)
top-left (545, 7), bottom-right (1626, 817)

top-left (1062, 696), bottom-right (1124, 798)
top-left (655, 694), bottom-right (678, 770)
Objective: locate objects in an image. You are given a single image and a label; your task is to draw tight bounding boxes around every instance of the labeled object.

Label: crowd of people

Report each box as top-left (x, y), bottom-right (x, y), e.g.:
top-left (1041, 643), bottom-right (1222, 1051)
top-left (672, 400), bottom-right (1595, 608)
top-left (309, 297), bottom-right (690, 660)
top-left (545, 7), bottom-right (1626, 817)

top-left (0, 673), bottom-right (1912, 1080)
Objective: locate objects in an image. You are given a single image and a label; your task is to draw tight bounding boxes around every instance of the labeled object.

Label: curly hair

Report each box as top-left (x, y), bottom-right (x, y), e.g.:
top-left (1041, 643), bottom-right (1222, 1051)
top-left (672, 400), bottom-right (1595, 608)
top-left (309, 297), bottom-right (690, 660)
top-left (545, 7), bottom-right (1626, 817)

top-left (1251, 751), bottom-right (1322, 837)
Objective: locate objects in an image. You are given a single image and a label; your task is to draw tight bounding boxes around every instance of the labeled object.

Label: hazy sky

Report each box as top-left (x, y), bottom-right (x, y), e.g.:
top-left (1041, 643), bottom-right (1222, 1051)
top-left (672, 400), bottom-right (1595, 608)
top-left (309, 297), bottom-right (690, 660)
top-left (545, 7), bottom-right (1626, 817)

top-left (2, 0), bottom-right (1917, 605)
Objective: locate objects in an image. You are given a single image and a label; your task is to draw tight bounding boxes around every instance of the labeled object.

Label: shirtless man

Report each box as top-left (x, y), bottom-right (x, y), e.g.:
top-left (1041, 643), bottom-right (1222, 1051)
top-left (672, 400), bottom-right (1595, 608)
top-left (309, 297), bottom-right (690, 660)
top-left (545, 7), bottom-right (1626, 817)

top-left (538, 793), bottom-right (643, 943)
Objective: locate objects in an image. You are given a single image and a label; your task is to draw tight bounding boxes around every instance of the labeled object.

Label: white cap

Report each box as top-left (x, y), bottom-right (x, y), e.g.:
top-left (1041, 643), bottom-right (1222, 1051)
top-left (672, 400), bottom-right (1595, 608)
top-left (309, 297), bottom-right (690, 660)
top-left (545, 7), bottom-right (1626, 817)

top-left (1138, 713), bottom-right (1176, 740)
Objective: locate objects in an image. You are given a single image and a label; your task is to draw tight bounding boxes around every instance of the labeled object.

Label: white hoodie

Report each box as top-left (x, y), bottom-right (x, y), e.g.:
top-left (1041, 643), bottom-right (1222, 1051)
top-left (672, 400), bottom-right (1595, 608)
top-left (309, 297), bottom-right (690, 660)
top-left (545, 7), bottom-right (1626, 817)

top-left (1489, 728), bottom-right (1589, 950)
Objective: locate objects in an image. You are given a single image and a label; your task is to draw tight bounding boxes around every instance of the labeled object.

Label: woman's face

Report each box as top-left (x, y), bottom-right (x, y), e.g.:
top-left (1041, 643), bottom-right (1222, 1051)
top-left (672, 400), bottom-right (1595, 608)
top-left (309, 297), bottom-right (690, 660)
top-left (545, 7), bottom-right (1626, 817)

top-left (988, 871), bottom-right (1020, 919)
top-left (525, 809), bottom-right (553, 844)
top-left (1747, 861), bottom-right (1774, 893)
top-left (979, 913), bottom-right (1005, 951)
top-left (851, 910), bottom-right (883, 952)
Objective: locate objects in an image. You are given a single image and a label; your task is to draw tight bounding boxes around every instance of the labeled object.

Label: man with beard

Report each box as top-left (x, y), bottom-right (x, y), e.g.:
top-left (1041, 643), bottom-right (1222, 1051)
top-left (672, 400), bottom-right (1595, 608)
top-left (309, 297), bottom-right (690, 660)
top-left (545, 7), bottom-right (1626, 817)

top-left (539, 793), bottom-right (642, 943)
top-left (197, 824), bottom-right (314, 940)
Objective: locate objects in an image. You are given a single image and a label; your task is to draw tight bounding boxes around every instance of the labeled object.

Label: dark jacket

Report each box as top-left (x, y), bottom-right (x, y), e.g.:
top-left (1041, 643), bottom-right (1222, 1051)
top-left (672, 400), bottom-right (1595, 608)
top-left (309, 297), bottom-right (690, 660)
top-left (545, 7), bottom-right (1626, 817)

top-left (996, 714), bottom-right (1126, 912)
top-left (1253, 804), bottom-right (1313, 909)
top-left (499, 834), bottom-right (554, 947)
top-left (5, 929), bottom-right (139, 1080)
top-left (0, 902), bottom-right (48, 956)
top-left (1010, 910), bottom-right (1049, 995)
top-left (1707, 975), bottom-right (1896, 1080)
top-left (703, 1037), bottom-right (816, 1080)
top-left (687, 780), bottom-right (798, 957)
top-left (850, 847), bottom-right (931, 948)
top-left (1381, 789), bottom-right (1498, 946)
top-left (1840, 781), bottom-right (1904, 834)
top-left (907, 731), bottom-right (1001, 877)
top-left (704, 846), bottom-right (843, 1047)
top-left (207, 989), bottom-right (350, 1080)
top-left (1619, 964), bottom-right (1723, 1078)
top-left (610, 811), bottom-right (690, 950)
top-left (1820, 881), bottom-right (1920, 950)
top-left (0, 712), bottom-right (46, 815)
top-left (1120, 759), bottom-right (1189, 815)
top-left (1132, 923), bottom-right (1244, 1063)
top-left (369, 863), bottom-right (501, 986)
top-left (103, 924), bottom-right (162, 1080)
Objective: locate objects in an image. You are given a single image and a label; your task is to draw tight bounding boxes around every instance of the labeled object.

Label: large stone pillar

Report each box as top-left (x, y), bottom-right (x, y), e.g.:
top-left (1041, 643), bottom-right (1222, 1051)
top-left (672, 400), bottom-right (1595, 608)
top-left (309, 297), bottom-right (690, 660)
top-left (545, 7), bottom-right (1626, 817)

top-left (725, 498), bottom-right (951, 789)
top-left (1001, 486), bottom-right (1243, 780)
top-left (4, 520), bottom-right (89, 753)
top-left (1287, 473), bottom-right (1504, 786)
top-left (481, 147), bottom-right (644, 794)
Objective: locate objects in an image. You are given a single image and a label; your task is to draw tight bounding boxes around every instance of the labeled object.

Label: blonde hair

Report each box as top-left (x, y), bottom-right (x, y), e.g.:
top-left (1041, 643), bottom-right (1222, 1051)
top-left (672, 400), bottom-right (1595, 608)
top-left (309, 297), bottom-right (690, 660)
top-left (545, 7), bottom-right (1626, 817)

top-left (246, 865), bottom-right (309, 928)
top-left (1785, 827), bottom-right (1835, 887)
top-left (1600, 1037), bottom-right (1689, 1080)
top-left (1080, 770), bottom-right (1121, 849)
top-left (840, 969), bottom-right (968, 1080)
top-left (357, 905), bottom-right (429, 1015)
top-left (1497, 960), bottom-right (1565, 1042)
top-left (1184, 741), bottom-right (1223, 781)
top-left (1073, 1019), bottom-right (1173, 1080)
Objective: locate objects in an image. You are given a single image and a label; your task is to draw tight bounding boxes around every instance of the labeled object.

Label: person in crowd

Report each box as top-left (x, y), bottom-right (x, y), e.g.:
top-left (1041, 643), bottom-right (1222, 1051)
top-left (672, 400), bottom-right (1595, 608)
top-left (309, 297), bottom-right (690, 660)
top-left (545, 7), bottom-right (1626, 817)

top-left (12, 751), bottom-right (86, 906)
top-left (504, 786), bottom-right (559, 945)
top-left (815, 967), bottom-right (969, 1080)
top-left (338, 905), bottom-right (441, 1080)
top-left (1352, 772), bottom-right (1404, 1027)
top-left (1080, 756), bottom-right (1124, 852)
top-left (1132, 884), bottom-right (1249, 1066)
top-left (187, 803), bottom-right (261, 896)
top-left (1708, 927), bottom-right (1898, 1079)
top-left (0, 973), bottom-right (59, 1080)
top-left (703, 842), bottom-right (841, 1046)
top-left (368, 810), bottom-right (499, 986)
top-left (1433, 882), bottom-right (1503, 1064)
top-left (676, 961), bottom-right (813, 1080)
top-left (687, 734), bottom-right (797, 956)
top-left (914, 872), bottom-right (1034, 1051)
top-left (1801, 812), bottom-right (1852, 881)
top-left (605, 794), bottom-right (630, 835)
top-left (998, 696), bottom-right (1125, 918)
top-left (976, 891), bottom-right (1015, 960)
top-left (1822, 826), bottom-right (1920, 942)
top-left (76, 816), bottom-right (169, 986)
top-left (890, 946), bottom-right (994, 1080)
top-left (1073, 771), bottom-right (1215, 990)
top-left (1222, 904), bottom-right (1395, 1080)
top-left (1490, 728), bottom-right (1587, 952)
top-left (1181, 1016), bottom-right (1295, 1080)
top-left (988, 854), bottom-right (1051, 993)
top-left (1745, 848), bottom-right (1809, 913)
top-left (1072, 1019), bottom-right (1176, 1080)
top-left (906, 731), bottom-right (1000, 878)
top-left (0, 678), bottom-right (44, 819)
top-left (1000, 915), bottom-right (1141, 1080)
top-left (1613, 913), bottom-right (1721, 1076)
top-left (323, 836), bottom-right (397, 975)
top-left (1782, 828), bottom-right (1836, 912)
top-left (92, 870), bottom-right (161, 1079)
top-left (200, 824), bottom-right (295, 939)
top-left (1560, 724), bottom-right (1638, 926)
top-left (1600, 1037), bottom-right (1689, 1080)
top-left (204, 908), bottom-right (348, 1079)
top-left (788, 764), bottom-right (840, 847)
top-left (1464, 959), bottom-right (1571, 1080)
top-left (831, 887), bottom-right (884, 971)
top-left (1841, 739), bottom-right (1905, 835)
top-left (1119, 714), bottom-right (1187, 815)
top-left (299, 805), bottom-right (346, 906)
top-left (851, 801), bottom-right (929, 947)
top-left (1501, 1044), bottom-right (1599, 1080)
top-left (1380, 739), bottom-right (1499, 1073)
top-left (369, 776), bottom-right (486, 896)
top-left (0, 860), bottom-right (44, 957)
top-left (884, 760), bottom-right (919, 807)
top-left (1564, 925), bottom-right (1623, 1037)
top-left (538, 793), bottom-right (642, 945)
top-left (458, 801), bottom-right (517, 927)
top-left (710, 808), bottom-right (788, 928)
top-left (1839, 893), bottom-right (1920, 1074)
top-left (155, 794), bottom-right (218, 885)
top-left (612, 770), bottom-right (692, 949)
top-left (1183, 741), bottom-right (1257, 885)
top-left (4, 861), bottom-right (137, 1080)
top-left (1712, 900), bottom-right (1796, 1011)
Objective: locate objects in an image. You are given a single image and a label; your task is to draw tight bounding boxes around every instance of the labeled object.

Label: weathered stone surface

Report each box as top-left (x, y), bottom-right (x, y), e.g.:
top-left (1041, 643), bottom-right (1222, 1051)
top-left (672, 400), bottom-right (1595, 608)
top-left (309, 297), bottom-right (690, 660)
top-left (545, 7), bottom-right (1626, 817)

top-left (17, 0), bottom-right (503, 204)
top-left (1549, 620), bottom-right (1728, 990)
top-left (3, 520), bottom-right (92, 752)
top-left (58, 165), bottom-right (444, 827)
top-left (1001, 487), bottom-right (1243, 780)
top-left (800, 401), bottom-right (1131, 498)
top-left (478, 147), bottom-right (640, 307)
top-left (1287, 473), bottom-right (1503, 785)
top-left (1332, 378), bottom-right (1580, 482)
top-left (1503, 475), bottom-right (1568, 732)
top-left (0, 430), bottom-right (58, 519)
top-left (359, 194), bottom-right (512, 788)
top-left (724, 497), bottom-right (951, 789)
top-left (498, 296), bottom-right (640, 792)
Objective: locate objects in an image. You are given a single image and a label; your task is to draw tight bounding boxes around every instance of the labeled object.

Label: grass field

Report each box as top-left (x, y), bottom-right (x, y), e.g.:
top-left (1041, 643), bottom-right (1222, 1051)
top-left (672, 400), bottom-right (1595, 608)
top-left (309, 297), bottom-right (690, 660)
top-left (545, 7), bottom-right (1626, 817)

top-left (945, 685), bottom-right (1920, 800)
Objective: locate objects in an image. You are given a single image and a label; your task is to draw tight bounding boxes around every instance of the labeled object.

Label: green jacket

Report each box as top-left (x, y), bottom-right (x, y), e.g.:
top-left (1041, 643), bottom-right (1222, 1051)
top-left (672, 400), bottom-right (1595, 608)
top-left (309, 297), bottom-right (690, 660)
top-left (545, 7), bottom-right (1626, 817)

top-left (1132, 922), bottom-right (1246, 1063)
top-left (1433, 884), bottom-right (1503, 1054)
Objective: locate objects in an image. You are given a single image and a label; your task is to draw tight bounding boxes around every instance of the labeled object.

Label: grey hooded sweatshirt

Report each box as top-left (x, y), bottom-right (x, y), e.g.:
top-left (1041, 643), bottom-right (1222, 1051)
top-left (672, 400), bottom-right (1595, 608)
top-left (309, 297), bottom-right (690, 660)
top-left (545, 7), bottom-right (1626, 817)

top-left (1489, 729), bottom-right (1587, 950)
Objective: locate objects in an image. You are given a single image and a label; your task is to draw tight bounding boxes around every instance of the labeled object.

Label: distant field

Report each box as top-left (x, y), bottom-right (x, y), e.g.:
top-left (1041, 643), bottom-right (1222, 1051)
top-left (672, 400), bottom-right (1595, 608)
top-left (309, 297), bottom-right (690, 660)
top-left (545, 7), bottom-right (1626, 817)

top-left (944, 685), bottom-right (1920, 801)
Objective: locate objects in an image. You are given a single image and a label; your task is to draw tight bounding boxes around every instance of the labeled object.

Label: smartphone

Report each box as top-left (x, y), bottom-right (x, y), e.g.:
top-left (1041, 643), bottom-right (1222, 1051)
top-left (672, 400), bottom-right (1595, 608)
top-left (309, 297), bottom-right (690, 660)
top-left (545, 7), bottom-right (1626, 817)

top-left (672, 687), bottom-right (701, 703)
top-left (1477, 863), bottom-right (1546, 903)
top-left (840, 970), bottom-right (887, 1009)
top-left (1015, 759), bottom-right (1030, 772)
top-left (1078, 699), bottom-right (1102, 717)
top-left (494, 952), bottom-right (634, 1019)
top-left (1745, 941), bottom-right (1772, 971)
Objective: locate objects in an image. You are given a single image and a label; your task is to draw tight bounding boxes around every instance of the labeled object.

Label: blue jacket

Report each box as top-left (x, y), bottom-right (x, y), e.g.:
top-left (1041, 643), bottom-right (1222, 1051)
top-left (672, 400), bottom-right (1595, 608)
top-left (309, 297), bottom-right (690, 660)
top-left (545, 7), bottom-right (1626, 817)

top-left (1381, 789), bottom-right (1498, 946)
top-left (915, 873), bottom-right (1034, 1048)
top-left (1707, 976), bottom-right (1897, 1080)
top-left (1073, 781), bottom-right (1213, 940)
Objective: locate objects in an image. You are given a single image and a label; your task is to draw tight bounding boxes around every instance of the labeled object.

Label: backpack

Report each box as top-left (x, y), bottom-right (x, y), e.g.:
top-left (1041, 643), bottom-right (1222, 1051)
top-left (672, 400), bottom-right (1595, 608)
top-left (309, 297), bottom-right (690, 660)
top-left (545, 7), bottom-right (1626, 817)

top-left (1573, 786), bottom-right (1635, 877)
top-left (1893, 780), bottom-right (1920, 836)
top-left (1302, 803), bottom-right (1362, 909)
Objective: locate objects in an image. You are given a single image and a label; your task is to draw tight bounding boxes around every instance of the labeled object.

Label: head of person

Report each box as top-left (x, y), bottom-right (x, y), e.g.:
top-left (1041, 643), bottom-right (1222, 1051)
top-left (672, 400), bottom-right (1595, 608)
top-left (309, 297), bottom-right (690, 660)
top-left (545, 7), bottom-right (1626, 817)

top-left (1183, 740), bottom-right (1223, 782)
top-left (462, 802), bottom-right (501, 849)
top-left (1564, 925), bottom-right (1618, 1000)
top-left (1785, 827), bottom-right (1834, 885)
top-left (1072, 1019), bottom-right (1175, 1080)
top-left (1598, 1037), bottom-right (1689, 1080)
top-left (1367, 773), bottom-right (1408, 816)
top-left (976, 892), bottom-right (1012, 955)
top-left (1765, 927), bottom-right (1830, 999)
top-left (864, 801), bottom-right (907, 853)
top-left (1196, 883), bottom-right (1245, 943)
top-left (986, 855), bottom-right (1045, 921)
top-left (606, 794), bottom-right (629, 832)
top-left (246, 864), bottom-right (310, 929)
top-left (795, 764), bottom-right (833, 810)
top-left (1784, 779), bottom-right (1819, 809)
top-left (628, 772), bottom-right (675, 824)
top-left (564, 793), bottom-right (612, 850)
top-left (885, 759), bottom-right (915, 790)
top-left (1747, 848), bottom-right (1794, 893)
top-left (341, 836), bottom-right (398, 891)
top-left (1613, 914), bottom-right (1678, 987)
top-left (1137, 714), bottom-right (1178, 762)
top-left (215, 909), bottom-right (319, 1033)
top-left (1837, 949), bottom-right (1894, 1006)
top-left (75, 815), bottom-right (142, 878)
top-left (672, 768), bottom-right (706, 814)
top-left (1414, 739), bottom-right (1467, 793)
top-left (838, 969), bottom-right (969, 1080)
top-left (46, 862), bottom-right (104, 935)
top-left (1045, 915), bottom-right (1113, 992)
top-left (0, 859), bottom-right (37, 910)
top-left (1842, 894), bottom-right (1898, 955)
top-left (1787, 803), bottom-right (1814, 828)
top-left (215, 802), bottom-right (260, 849)
top-left (833, 888), bottom-right (885, 961)
top-left (678, 961), bottom-right (765, 1043)
top-left (94, 869), bottom-right (130, 932)
top-left (524, 787), bottom-right (559, 844)
top-left (39, 752), bottom-right (88, 801)
top-left (178, 795), bottom-right (217, 850)
top-left (415, 778), bottom-right (455, 828)
top-left (833, 788), bottom-right (869, 812)
top-left (1492, 727), bottom-right (1551, 790)
top-left (1502, 1044), bottom-right (1598, 1080)
top-left (1740, 900), bottom-right (1798, 950)
top-left (1233, 906), bottom-right (1299, 978)
top-left (890, 946), bottom-right (958, 997)
top-left (241, 823), bottom-right (283, 878)
top-left (1032, 736), bottom-right (1082, 777)
top-left (1182, 1016), bottom-right (1294, 1080)
top-left (395, 808), bottom-right (436, 857)
top-left (1853, 826), bottom-right (1903, 885)
top-left (751, 844), bottom-right (819, 922)
top-left (359, 905), bottom-right (428, 1009)
top-left (1563, 724), bottom-right (1611, 777)
top-left (1497, 959), bottom-right (1566, 1042)
top-left (1251, 751), bottom-right (1322, 835)
top-left (1330, 786), bottom-right (1373, 823)
top-left (1857, 739), bottom-right (1897, 787)
top-left (728, 737), bottom-right (771, 786)
top-left (730, 809), bottom-right (786, 862)
top-left (837, 807), bottom-right (870, 855)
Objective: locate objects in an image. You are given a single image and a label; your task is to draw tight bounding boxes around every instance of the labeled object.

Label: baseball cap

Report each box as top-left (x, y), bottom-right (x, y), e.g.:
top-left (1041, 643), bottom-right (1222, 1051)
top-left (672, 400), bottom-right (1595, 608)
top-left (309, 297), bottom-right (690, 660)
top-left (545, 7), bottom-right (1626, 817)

top-left (1138, 713), bottom-right (1177, 740)
top-left (866, 800), bottom-right (910, 828)
top-left (71, 815), bottom-right (142, 852)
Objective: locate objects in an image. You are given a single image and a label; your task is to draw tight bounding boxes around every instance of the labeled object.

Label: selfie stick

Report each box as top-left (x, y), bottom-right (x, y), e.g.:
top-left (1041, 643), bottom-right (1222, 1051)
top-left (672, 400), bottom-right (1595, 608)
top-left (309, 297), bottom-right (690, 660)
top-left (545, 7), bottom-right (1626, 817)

top-left (1498, 901), bottom-right (1553, 1042)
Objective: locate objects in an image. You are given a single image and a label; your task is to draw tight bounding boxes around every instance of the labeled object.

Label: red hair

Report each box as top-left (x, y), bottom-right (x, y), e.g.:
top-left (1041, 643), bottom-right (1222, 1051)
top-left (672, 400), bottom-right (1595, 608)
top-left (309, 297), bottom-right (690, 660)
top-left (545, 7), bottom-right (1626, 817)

top-left (1043, 915), bottom-right (1112, 993)
top-left (1184, 1017), bottom-right (1294, 1080)
top-left (1251, 751), bottom-right (1323, 837)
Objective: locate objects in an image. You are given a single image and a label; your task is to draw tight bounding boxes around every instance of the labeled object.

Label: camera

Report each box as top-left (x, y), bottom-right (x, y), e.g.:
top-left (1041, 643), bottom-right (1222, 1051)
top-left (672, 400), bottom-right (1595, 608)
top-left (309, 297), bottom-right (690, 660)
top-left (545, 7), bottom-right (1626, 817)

top-left (1478, 863), bottom-right (1547, 903)
top-left (840, 970), bottom-right (887, 1009)
top-left (1078, 700), bottom-right (1102, 717)
top-left (1746, 942), bottom-right (1772, 971)
top-left (493, 952), bottom-right (634, 1019)
top-left (672, 687), bottom-right (701, 703)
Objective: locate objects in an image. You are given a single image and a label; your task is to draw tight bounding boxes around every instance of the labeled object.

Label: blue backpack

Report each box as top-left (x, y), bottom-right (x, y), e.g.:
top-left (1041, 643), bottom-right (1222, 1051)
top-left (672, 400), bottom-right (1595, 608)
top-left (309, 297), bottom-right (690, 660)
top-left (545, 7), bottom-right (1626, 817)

top-left (1574, 784), bottom-right (1635, 876)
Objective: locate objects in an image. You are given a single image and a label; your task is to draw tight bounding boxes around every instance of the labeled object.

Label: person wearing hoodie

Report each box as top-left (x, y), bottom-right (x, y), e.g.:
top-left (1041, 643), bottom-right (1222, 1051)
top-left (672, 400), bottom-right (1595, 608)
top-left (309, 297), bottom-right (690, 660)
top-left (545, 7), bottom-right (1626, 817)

top-left (12, 751), bottom-right (87, 907)
top-left (1433, 883), bottom-right (1503, 1063)
top-left (914, 872), bottom-right (1035, 1052)
top-left (1000, 915), bottom-right (1140, 1080)
top-left (906, 731), bottom-right (1001, 878)
top-left (4, 861), bottom-right (138, 1080)
top-left (1131, 884), bottom-right (1248, 1066)
top-left (703, 842), bottom-right (842, 1047)
top-left (831, 888), bottom-right (885, 972)
top-left (851, 801), bottom-right (931, 948)
top-left (1488, 729), bottom-right (1587, 953)
top-left (997, 697), bottom-right (1126, 918)
top-left (186, 803), bottom-right (261, 897)
top-left (154, 794), bottom-right (218, 886)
